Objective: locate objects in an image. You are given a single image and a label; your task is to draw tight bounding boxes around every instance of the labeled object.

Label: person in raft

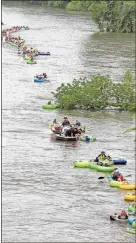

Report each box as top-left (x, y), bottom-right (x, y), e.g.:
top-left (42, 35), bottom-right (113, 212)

top-left (62, 117), bottom-right (70, 126)
top-left (118, 210), bottom-right (128, 219)
top-left (94, 151), bottom-right (107, 162)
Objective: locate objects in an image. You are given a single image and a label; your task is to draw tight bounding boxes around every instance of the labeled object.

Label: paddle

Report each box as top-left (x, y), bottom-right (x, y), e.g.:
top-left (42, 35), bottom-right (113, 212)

top-left (98, 174), bottom-right (132, 180)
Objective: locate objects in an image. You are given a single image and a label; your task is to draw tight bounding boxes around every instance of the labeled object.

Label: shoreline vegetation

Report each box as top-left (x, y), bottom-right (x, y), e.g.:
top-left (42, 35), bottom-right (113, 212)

top-left (52, 71), bottom-right (136, 112)
top-left (26, 0), bottom-right (136, 33)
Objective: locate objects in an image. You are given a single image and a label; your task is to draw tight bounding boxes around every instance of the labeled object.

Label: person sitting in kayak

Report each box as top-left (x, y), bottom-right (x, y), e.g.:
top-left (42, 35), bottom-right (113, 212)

top-left (118, 210), bottom-right (128, 219)
top-left (94, 151), bottom-right (107, 162)
top-left (62, 117), bottom-right (70, 126)
top-left (111, 168), bottom-right (120, 180)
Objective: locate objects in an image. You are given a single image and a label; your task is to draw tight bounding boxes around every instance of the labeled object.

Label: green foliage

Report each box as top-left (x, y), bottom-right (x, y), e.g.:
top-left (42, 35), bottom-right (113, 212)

top-left (53, 72), bottom-right (135, 111)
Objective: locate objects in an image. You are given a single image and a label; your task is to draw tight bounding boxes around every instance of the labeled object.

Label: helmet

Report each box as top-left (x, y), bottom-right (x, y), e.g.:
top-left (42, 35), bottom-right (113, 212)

top-left (101, 151), bottom-right (105, 154)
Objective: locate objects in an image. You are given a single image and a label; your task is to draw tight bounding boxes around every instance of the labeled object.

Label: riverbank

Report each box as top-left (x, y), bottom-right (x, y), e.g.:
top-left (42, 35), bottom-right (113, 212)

top-left (27, 0), bottom-right (135, 33)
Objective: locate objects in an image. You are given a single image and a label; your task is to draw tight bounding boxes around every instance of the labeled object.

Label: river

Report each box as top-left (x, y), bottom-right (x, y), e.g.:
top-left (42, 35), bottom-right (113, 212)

top-left (2, 2), bottom-right (135, 242)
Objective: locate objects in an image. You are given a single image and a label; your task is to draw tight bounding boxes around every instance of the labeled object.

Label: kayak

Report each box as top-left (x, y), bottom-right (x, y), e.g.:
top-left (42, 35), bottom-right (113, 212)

top-left (109, 180), bottom-right (125, 188)
top-left (89, 162), bottom-right (114, 172)
top-left (127, 228), bottom-right (136, 234)
top-left (80, 136), bottom-right (96, 142)
top-left (34, 78), bottom-right (45, 83)
top-left (73, 160), bottom-right (90, 168)
top-left (27, 60), bottom-right (37, 64)
top-left (7, 42), bottom-right (18, 47)
top-left (42, 104), bottom-right (57, 110)
top-left (37, 51), bottom-right (50, 55)
top-left (113, 159), bottom-right (127, 165)
top-left (124, 193), bottom-right (136, 201)
top-left (110, 213), bottom-right (128, 222)
top-left (119, 184), bottom-right (136, 190)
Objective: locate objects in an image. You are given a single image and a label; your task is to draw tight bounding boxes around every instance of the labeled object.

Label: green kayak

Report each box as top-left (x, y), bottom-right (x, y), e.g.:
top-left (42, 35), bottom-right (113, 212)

top-left (42, 104), bottom-right (57, 110)
top-left (27, 60), bottom-right (37, 64)
top-left (73, 160), bottom-right (114, 172)
top-left (73, 160), bottom-right (90, 168)
top-left (89, 162), bottom-right (114, 172)
top-left (7, 42), bottom-right (18, 47)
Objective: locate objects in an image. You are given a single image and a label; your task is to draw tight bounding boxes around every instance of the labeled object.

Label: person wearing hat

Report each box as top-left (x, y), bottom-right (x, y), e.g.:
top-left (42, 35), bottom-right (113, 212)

top-left (62, 117), bottom-right (70, 126)
top-left (94, 151), bottom-right (107, 162)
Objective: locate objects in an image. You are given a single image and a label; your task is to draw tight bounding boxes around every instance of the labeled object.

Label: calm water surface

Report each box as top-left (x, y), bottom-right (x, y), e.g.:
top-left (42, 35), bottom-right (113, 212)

top-left (2, 2), bottom-right (135, 242)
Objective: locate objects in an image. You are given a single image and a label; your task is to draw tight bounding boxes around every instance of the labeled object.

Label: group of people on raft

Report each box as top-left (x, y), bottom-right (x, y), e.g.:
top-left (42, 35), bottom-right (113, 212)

top-left (2, 25), bottom-right (38, 61)
top-left (52, 117), bottom-right (84, 137)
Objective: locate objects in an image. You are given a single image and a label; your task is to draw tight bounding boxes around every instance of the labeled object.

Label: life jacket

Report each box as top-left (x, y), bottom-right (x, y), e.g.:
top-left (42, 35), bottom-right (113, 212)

top-left (100, 154), bottom-right (106, 160)
top-left (55, 125), bottom-right (61, 131)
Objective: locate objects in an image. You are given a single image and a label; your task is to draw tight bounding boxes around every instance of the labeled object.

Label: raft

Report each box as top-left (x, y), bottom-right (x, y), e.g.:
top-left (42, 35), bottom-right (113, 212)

top-left (113, 159), bottom-right (127, 165)
top-left (109, 180), bottom-right (125, 188)
top-left (119, 184), bottom-right (136, 190)
top-left (89, 162), bottom-right (114, 172)
top-left (73, 160), bottom-right (90, 168)
top-left (27, 60), bottom-right (37, 64)
top-left (124, 193), bottom-right (136, 201)
top-left (80, 136), bottom-right (96, 142)
top-left (127, 228), bottom-right (136, 234)
top-left (110, 213), bottom-right (128, 222)
top-left (54, 134), bottom-right (78, 141)
top-left (34, 78), bottom-right (45, 83)
top-left (42, 104), bottom-right (57, 110)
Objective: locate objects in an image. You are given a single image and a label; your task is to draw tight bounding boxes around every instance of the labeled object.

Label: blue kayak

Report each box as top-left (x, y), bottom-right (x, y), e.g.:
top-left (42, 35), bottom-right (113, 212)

top-left (113, 159), bottom-right (127, 165)
top-left (37, 51), bottom-right (50, 56)
top-left (34, 78), bottom-right (45, 83)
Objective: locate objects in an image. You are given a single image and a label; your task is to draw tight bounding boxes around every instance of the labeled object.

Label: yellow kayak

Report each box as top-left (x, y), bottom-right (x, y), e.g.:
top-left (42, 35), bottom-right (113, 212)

top-left (120, 184), bottom-right (136, 190)
top-left (124, 193), bottom-right (136, 201)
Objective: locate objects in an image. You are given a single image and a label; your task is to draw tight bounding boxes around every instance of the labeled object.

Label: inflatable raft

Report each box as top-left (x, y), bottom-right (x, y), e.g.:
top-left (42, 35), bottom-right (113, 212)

top-left (73, 160), bottom-right (90, 168)
top-left (89, 162), bottom-right (114, 172)
top-left (120, 184), bottom-right (136, 190)
top-left (34, 78), bottom-right (45, 83)
top-left (27, 60), bottom-right (37, 64)
top-left (110, 213), bottom-right (128, 222)
top-left (42, 104), bottom-right (57, 110)
top-left (124, 193), bottom-right (136, 201)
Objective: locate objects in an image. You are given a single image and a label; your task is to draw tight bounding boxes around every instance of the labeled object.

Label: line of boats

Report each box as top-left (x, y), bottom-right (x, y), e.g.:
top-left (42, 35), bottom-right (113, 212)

top-left (73, 158), bottom-right (136, 234)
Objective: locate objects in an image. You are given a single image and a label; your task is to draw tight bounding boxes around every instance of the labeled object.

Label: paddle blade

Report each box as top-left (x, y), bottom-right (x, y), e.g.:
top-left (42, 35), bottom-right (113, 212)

top-left (98, 176), bottom-right (105, 179)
